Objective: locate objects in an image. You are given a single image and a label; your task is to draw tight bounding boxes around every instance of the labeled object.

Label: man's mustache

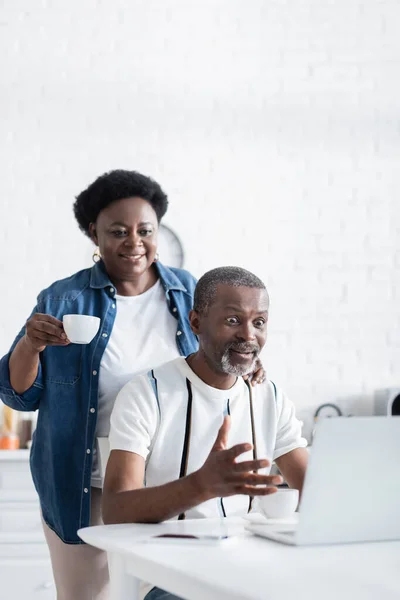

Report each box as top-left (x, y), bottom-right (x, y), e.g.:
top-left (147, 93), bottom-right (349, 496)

top-left (224, 342), bottom-right (260, 355)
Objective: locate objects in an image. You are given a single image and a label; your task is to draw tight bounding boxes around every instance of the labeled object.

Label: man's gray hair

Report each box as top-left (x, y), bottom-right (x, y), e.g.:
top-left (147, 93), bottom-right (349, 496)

top-left (193, 266), bottom-right (267, 314)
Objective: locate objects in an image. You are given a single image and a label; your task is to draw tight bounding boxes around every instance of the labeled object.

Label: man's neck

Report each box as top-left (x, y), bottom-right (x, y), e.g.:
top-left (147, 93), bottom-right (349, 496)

top-left (186, 352), bottom-right (237, 390)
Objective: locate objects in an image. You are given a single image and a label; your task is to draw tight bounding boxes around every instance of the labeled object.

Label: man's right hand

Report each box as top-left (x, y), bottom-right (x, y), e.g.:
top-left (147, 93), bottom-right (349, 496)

top-left (194, 416), bottom-right (282, 500)
top-left (24, 313), bottom-right (70, 353)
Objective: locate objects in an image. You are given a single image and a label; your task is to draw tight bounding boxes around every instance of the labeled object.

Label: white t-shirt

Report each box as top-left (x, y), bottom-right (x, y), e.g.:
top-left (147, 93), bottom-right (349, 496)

top-left (91, 280), bottom-right (180, 486)
top-left (109, 356), bottom-right (307, 518)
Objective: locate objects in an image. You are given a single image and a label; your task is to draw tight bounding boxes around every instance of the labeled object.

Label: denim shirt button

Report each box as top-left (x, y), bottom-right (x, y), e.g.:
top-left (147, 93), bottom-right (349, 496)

top-left (92, 370), bottom-right (97, 376)
top-left (172, 307), bottom-right (177, 313)
top-left (102, 333), bottom-right (108, 338)
top-left (84, 488), bottom-right (88, 493)
top-left (90, 408), bottom-right (95, 414)
top-left (177, 330), bottom-right (182, 336)
top-left (86, 449), bottom-right (91, 454)
top-left (109, 287), bottom-right (115, 294)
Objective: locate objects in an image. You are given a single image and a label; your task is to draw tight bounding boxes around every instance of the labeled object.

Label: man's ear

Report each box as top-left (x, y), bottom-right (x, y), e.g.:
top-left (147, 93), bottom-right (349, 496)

top-left (189, 309), bottom-right (201, 336)
top-left (89, 223), bottom-right (98, 245)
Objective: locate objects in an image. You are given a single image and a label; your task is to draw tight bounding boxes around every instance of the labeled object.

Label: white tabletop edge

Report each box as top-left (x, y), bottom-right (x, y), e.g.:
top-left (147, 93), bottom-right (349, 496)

top-left (78, 521), bottom-right (400, 600)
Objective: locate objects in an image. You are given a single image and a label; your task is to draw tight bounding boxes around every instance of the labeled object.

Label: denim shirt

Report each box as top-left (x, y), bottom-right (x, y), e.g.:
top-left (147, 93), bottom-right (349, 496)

top-left (0, 261), bottom-right (198, 543)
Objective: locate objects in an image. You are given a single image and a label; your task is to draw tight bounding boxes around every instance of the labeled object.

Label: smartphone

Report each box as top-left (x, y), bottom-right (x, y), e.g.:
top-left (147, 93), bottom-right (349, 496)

top-left (142, 533), bottom-right (238, 545)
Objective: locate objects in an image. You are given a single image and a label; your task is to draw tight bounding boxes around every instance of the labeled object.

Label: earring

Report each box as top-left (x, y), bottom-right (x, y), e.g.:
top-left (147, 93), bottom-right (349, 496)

top-left (92, 248), bottom-right (101, 264)
top-left (153, 252), bottom-right (160, 263)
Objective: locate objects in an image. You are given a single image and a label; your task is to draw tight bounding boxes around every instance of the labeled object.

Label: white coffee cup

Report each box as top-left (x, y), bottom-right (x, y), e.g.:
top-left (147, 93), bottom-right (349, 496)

top-left (62, 315), bottom-right (101, 344)
top-left (257, 488), bottom-right (299, 519)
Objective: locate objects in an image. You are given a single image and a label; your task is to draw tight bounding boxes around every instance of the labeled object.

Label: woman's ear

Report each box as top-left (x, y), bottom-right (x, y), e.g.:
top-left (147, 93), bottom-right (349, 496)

top-left (89, 223), bottom-right (98, 245)
top-left (188, 309), bottom-right (201, 335)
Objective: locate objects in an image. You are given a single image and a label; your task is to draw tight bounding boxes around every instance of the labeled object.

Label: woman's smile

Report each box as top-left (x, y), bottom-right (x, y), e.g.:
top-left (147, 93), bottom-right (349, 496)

top-left (118, 252), bottom-right (146, 262)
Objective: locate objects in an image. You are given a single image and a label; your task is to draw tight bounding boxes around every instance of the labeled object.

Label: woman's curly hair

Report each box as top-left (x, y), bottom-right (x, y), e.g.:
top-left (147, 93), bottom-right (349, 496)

top-left (73, 169), bottom-right (168, 237)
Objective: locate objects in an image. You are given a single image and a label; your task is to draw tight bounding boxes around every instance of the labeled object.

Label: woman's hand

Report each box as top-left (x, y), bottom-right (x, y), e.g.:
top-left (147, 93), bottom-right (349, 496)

top-left (243, 358), bottom-right (266, 387)
top-left (24, 313), bottom-right (70, 353)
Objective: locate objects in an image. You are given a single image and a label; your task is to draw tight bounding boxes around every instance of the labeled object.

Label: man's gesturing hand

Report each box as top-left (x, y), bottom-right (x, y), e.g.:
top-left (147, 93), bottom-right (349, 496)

top-left (194, 416), bottom-right (282, 500)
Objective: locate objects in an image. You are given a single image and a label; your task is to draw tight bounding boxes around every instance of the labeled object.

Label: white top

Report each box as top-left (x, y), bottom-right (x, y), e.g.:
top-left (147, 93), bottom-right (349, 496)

top-left (110, 356), bottom-right (307, 518)
top-left (91, 281), bottom-right (180, 486)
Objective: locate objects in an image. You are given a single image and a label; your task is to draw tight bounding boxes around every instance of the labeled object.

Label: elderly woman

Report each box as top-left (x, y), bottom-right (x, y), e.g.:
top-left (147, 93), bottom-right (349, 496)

top-left (0, 169), bottom-right (264, 600)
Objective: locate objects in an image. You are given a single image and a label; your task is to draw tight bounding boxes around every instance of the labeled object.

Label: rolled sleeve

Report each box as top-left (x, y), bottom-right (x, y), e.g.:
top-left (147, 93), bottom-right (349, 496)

top-left (0, 303), bottom-right (44, 412)
top-left (109, 374), bottom-right (159, 460)
top-left (273, 388), bottom-right (307, 461)
top-left (0, 351), bottom-right (44, 412)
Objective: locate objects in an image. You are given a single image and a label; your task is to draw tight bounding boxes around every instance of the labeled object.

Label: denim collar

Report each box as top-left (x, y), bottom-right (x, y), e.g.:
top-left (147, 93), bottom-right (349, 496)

top-left (89, 260), bottom-right (187, 293)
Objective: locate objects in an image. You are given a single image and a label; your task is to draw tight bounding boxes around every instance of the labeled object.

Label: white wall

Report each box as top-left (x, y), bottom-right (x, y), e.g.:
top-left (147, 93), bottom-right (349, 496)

top-left (1, 0), bottom-right (400, 431)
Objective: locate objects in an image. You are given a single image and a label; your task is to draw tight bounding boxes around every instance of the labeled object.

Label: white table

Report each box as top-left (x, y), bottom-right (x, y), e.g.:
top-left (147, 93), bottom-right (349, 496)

top-left (79, 517), bottom-right (400, 600)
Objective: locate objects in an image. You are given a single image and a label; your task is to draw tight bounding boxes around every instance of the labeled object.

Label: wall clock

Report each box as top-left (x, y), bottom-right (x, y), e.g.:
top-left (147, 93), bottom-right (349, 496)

top-left (157, 224), bottom-right (185, 269)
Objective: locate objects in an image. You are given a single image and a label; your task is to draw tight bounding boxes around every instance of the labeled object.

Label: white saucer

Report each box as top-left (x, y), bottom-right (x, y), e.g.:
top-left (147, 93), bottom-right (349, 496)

top-left (243, 512), bottom-right (299, 526)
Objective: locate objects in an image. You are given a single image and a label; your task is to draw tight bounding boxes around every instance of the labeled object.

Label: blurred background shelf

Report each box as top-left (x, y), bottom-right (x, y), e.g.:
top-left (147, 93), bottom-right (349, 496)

top-left (0, 449), bottom-right (55, 599)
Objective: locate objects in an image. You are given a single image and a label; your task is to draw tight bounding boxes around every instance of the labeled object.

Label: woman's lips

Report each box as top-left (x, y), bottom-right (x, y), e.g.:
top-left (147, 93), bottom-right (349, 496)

top-left (119, 253), bottom-right (146, 262)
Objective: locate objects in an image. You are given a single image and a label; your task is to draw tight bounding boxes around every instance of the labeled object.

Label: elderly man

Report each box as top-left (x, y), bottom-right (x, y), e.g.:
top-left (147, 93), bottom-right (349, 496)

top-left (103, 266), bottom-right (308, 600)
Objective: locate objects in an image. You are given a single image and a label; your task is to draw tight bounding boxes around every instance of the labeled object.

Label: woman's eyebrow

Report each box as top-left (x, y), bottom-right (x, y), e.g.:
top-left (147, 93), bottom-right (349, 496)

top-left (109, 221), bottom-right (127, 227)
top-left (108, 221), bottom-right (153, 227)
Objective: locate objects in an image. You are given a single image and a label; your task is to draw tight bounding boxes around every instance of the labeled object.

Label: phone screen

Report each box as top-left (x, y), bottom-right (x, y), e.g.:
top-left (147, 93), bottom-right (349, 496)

top-left (153, 534), bottom-right (229, 540)
top-left (145, 533), bottom-right (237, 545)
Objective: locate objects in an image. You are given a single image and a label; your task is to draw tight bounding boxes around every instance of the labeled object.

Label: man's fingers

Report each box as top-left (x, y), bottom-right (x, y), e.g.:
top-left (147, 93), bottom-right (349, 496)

top-left (233, 458), bottom-right (270, 473)
top-left (231, 473), bottom-right (282, 486)
top-left (211, 416), bottom-right (231, 452)
top-left (235, 485), bottom-right (279, 496)
top-left (225, 442), bottom-right (253, 461)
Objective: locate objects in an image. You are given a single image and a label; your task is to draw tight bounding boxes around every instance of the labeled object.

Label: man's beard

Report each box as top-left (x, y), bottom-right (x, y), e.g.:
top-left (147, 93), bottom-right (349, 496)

top-left (220, 342), bottom-right (259, 376)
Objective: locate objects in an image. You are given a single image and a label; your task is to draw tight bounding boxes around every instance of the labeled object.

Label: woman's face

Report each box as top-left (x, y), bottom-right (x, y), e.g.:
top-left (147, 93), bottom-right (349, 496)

top-left (90, 197), bottom-right (159, 282)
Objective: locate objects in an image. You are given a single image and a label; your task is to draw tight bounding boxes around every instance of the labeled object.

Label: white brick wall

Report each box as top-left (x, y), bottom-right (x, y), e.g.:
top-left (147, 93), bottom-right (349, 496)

top-left (1, 0), bottom-right (400, 431)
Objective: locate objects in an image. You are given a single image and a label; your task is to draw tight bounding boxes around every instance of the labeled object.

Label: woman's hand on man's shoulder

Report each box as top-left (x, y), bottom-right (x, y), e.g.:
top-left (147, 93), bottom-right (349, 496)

top-left (243, 358), bottom-right (266, 387)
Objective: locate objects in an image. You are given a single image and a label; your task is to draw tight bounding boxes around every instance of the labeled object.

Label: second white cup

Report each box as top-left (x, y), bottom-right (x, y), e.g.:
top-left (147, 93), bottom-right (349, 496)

top-left (257, 488), bottom-right (299, 519)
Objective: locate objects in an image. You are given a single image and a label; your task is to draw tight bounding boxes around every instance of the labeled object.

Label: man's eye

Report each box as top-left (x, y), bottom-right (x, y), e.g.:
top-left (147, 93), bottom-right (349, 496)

top-left (254, 319), bottom-right (266, 328)
top-left (138, 229), bottom-right (153, 236)
top-left (226, 317), bottom-right (239, 325)
top-left (111, 230), bottom-right (127, 237)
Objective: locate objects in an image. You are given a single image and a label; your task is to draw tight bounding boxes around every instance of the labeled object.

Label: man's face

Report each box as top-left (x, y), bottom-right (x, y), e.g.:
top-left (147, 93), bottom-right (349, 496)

top-left (193, 284), bottom-right (269, 376)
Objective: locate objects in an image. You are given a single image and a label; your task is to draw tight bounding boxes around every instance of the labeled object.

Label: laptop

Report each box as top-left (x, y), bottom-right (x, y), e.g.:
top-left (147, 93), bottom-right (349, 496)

top-left (246, 417), bottom-right (400, 545)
